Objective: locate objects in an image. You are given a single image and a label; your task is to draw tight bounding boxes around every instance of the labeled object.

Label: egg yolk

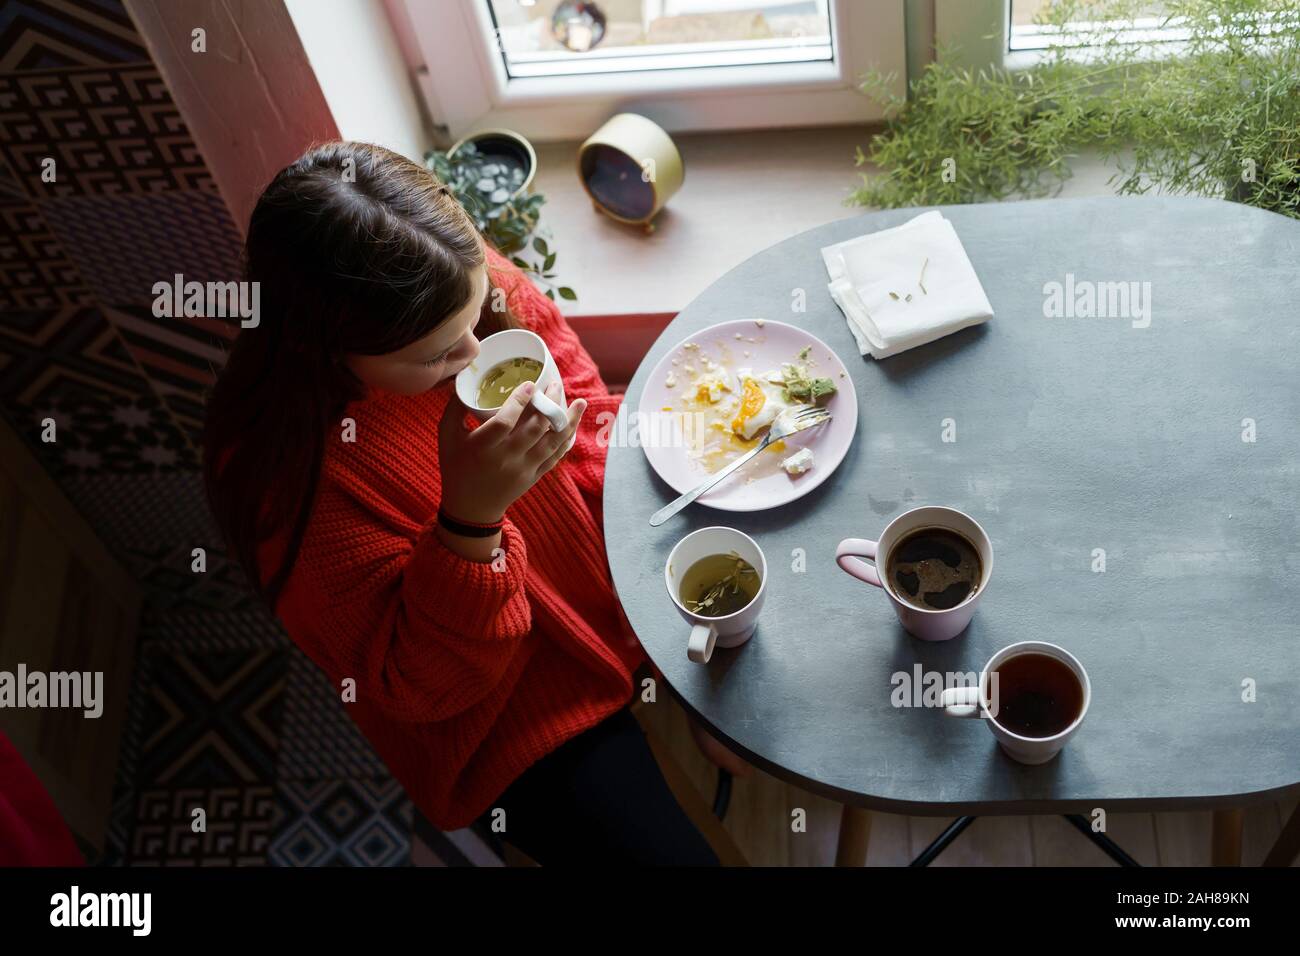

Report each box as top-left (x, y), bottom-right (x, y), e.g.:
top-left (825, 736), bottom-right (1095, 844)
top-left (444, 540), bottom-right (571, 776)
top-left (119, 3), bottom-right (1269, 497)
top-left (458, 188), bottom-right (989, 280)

top-left (731, 378), bottom-right (766, 434)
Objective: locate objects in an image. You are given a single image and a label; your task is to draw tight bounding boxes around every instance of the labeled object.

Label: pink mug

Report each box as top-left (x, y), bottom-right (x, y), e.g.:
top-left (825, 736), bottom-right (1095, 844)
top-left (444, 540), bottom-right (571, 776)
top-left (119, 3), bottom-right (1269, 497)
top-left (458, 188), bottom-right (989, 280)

top-left (835, 506), bottom-right (993, 641)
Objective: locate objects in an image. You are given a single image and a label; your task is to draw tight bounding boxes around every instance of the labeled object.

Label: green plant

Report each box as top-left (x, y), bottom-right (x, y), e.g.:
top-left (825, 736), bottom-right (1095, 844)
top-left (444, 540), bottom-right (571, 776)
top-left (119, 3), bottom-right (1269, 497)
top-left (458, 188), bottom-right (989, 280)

top-left (425, 142), bottom-right (576, 301)
top-left (1117, 0), bottom-right (1300, 216)
top-left (851, 0), bottom-right (1300, 219)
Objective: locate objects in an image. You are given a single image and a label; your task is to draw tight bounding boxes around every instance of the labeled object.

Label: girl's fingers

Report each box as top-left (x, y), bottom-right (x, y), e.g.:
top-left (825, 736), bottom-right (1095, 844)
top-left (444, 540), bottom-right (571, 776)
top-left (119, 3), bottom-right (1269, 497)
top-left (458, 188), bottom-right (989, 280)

top-left (533, 436), bottom-right (571, 478)
top-left (534, 397), bottom-right (586, 452)
top-left (521, 381), bottom-right (565, 448)
top-left (566, 397), bottom-right (587, 429)
top-left (437, 391), bottom-right (471, 449)
top-left (530, 399), bottom-right (586, 467)
top-left (513, 407), bottom-right (552, 448)
top-left (511, 385), bottom-right (558, 447)
top-left (473, 380), bottom-right (536, 442)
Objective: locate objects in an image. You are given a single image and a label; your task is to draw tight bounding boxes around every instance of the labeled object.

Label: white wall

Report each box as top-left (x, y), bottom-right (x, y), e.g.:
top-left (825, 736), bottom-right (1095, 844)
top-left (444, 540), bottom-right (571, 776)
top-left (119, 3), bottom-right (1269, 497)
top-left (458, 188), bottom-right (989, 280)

top-left (285, 0), bottom-right (432, 162)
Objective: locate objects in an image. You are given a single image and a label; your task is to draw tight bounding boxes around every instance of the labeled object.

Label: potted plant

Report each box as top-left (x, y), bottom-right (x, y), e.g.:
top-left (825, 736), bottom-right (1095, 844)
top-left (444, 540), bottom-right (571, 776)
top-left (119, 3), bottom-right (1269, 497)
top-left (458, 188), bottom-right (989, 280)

top-left (426, 131), bottom-right (576, 301)
top-left (850, 0), bottom-right (1300, 220)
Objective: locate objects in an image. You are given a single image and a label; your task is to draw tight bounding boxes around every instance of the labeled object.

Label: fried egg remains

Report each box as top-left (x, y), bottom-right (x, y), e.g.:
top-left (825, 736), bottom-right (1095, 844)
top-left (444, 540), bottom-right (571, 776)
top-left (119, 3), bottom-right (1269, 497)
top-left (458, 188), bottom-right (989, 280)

top-left (730, 368), bottom-right (794, 440)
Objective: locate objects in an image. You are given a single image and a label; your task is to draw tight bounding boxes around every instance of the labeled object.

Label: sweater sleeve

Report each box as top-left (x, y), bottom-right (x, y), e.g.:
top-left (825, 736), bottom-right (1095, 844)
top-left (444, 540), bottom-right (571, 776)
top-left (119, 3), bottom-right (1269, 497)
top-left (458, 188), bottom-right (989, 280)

top-left (288, 487), bottom-right (534, 725)
top-left (486, 247), bottom-right (611, 403)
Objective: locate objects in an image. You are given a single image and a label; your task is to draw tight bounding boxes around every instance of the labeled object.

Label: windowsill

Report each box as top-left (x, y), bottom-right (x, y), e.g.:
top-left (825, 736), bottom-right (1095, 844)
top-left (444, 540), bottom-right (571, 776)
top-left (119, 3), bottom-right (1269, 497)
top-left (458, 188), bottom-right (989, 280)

top-left (529, 125), bottom-right (877, 317)
top-left (529, 126), bottom-right (1129, 318)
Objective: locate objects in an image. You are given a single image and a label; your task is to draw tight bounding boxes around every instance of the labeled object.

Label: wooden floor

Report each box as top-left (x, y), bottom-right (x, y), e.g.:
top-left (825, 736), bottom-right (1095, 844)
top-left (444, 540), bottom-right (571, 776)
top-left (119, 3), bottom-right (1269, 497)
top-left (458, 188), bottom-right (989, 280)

top-left (637, 692), bottom-right (1299, 867)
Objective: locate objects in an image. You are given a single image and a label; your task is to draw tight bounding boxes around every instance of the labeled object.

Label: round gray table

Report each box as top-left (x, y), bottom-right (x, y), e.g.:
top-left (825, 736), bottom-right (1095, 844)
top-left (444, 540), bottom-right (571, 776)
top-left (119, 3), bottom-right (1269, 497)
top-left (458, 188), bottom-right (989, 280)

top-left (604, 196), bottom-right (1300, 865)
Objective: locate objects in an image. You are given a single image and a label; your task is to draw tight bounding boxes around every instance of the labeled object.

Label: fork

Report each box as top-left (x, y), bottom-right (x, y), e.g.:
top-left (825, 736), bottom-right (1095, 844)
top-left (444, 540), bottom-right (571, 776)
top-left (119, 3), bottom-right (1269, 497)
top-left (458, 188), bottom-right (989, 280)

top-left (649, 405), bottom-right (832, 527)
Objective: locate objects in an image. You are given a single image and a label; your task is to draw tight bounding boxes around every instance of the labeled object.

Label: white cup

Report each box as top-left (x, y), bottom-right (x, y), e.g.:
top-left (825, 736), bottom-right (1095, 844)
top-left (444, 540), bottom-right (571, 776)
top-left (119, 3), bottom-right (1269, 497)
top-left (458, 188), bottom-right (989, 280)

top-left (665, 527), bottom-right (767, 664)
top-left (836, 506), bottom-right (993, 642)
top-left (455, 329), bottom-right (568, 432)
top-left (940, 641), bottom-right (1092, 765)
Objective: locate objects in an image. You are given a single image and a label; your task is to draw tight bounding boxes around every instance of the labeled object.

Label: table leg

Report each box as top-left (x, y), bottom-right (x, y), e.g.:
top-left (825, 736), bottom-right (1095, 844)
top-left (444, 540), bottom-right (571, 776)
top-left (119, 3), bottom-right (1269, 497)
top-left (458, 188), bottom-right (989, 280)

top-left (1263, 801), bottom-right (1300, 867)
top-left (835, 805), bottom-right (872, 867)
top-left (1211, 808), bottom-right (1244, 866)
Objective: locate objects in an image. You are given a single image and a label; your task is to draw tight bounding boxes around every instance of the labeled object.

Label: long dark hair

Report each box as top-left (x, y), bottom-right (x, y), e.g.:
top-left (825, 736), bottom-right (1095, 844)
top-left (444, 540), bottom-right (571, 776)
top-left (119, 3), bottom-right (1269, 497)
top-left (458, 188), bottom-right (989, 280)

top-left (203, 141), bottom-right (514, 611)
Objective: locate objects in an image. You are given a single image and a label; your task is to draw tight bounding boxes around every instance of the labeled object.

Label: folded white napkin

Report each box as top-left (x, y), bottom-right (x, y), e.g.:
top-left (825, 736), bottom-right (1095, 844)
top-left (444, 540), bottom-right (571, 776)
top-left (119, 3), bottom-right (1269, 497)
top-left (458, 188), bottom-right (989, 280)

top-left (821, 211), bottom-right (994, 359)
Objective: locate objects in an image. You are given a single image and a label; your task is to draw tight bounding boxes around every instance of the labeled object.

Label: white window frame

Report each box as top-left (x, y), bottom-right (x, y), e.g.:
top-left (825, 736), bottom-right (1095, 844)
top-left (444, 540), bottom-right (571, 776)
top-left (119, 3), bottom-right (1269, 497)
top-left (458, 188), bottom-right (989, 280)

top-left (400, 0), bottom-right (906, 142)
top-left (1003, 1), bottom-right (1297, 70)
top-left (1010, 14), bottom-right (1183, 52)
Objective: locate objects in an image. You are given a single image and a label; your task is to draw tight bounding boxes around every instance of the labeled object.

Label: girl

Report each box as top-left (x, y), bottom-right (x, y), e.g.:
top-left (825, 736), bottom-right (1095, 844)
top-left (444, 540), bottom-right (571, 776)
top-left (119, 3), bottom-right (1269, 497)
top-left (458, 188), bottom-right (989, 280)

top-left (203, 142), bottom-right (743, 866)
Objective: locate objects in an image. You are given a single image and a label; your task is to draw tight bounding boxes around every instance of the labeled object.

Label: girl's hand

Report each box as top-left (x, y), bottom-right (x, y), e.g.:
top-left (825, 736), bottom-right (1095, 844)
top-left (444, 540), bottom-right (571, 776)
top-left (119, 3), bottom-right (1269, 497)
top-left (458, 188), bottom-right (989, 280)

top-left (438, 380), bottom-right (586, 525)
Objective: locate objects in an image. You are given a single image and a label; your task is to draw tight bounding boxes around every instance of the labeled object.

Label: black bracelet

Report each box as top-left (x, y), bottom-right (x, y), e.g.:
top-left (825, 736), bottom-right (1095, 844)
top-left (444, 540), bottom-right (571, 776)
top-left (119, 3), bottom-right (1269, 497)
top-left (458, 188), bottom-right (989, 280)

top-left (437, 506), bottom-right (504, 538)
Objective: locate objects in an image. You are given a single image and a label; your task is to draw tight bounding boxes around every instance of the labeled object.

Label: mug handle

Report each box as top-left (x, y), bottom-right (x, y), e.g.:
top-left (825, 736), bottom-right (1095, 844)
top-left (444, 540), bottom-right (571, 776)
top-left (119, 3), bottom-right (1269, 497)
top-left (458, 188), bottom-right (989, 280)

top-left (836, 538), bottom-right (883, 588)
top-left (940, 684), bottom-right (986, 719)
top-left (530, 389), bottom-right (568, 432)
top-left (687, 623), bottom-right (717, 664)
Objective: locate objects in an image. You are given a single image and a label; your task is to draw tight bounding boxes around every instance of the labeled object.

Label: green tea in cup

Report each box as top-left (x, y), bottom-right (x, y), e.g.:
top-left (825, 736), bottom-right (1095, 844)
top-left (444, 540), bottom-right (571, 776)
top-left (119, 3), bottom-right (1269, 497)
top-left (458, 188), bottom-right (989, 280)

top-left (476, 357), bottom-right (544, 409)
top-left (679, 551), bottom-right (761, 618)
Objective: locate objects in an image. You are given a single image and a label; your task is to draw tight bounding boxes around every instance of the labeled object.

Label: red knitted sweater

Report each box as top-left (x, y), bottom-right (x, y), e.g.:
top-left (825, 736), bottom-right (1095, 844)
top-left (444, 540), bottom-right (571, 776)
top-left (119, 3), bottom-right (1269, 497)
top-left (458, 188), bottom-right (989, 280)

top-left (0, 731), bottom-right (83, 865)
top-left (258, 248), bottom-right (646, 830)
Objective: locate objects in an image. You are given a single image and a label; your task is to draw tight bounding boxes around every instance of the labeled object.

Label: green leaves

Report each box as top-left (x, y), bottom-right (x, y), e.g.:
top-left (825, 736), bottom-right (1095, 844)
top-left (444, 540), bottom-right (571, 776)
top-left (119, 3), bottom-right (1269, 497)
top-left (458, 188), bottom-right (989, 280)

top-left (425, 144), bottom-right (578, 301)
top-left (849, 0), bottom-right (1300, 221)
top-left (533, 236), bottom-right (556, 273)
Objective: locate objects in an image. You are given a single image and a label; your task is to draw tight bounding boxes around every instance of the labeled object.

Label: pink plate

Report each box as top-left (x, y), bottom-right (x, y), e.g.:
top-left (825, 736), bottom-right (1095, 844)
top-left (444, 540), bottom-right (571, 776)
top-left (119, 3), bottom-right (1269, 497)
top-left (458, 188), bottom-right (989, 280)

top-left (637, 319), bottom-right (858, 512)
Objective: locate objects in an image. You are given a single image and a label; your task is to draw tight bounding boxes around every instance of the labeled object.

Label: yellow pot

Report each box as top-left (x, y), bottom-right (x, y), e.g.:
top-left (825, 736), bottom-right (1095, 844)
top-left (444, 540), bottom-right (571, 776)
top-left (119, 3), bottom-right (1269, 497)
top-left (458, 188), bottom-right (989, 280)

top-left (577, 113), bottom-right (684, 231)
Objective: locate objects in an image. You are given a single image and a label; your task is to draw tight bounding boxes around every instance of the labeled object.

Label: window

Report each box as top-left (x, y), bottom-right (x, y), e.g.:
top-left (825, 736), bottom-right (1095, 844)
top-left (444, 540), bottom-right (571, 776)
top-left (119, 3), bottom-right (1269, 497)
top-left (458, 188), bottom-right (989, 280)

top-left (401, 0), bottom-right (905, 141)
top-left (486, 0), bottom-right (834, 77)
top-left (1010, 1), bottom-right (1174, 53)
top-left (1005, 0), bottom-right (1293, 62)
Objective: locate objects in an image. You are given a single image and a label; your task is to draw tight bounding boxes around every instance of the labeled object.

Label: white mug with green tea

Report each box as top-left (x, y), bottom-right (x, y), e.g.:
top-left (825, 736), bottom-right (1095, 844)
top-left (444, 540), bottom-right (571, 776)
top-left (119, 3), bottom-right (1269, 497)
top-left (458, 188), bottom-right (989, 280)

top-left (665, 527), bottom-right (767, 664)
top-left (455, 329), bottom-right (568, 432)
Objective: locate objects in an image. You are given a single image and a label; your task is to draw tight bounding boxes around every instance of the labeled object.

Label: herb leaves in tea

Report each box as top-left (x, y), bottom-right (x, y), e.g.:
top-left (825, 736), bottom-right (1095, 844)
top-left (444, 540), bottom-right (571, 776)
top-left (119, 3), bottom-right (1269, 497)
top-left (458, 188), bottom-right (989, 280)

top-left (476, 357), bottom-right (543, 409)
top-left (680, 551), bottom-right (760, 618)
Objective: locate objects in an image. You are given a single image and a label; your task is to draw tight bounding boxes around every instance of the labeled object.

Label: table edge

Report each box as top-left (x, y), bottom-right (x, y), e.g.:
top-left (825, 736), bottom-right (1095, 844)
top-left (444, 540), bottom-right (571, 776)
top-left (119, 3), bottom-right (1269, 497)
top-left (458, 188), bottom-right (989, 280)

top-left (660, 681), bottom-right (1300, 816)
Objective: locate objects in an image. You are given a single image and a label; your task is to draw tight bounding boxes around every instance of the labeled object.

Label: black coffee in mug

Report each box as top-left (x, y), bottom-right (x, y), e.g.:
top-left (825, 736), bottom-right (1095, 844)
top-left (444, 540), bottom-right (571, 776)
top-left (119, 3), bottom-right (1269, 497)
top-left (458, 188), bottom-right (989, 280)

top-left (988, 653), bottom-right (1084, 738)
top-left (885, 527), bottom-right (983, 611)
